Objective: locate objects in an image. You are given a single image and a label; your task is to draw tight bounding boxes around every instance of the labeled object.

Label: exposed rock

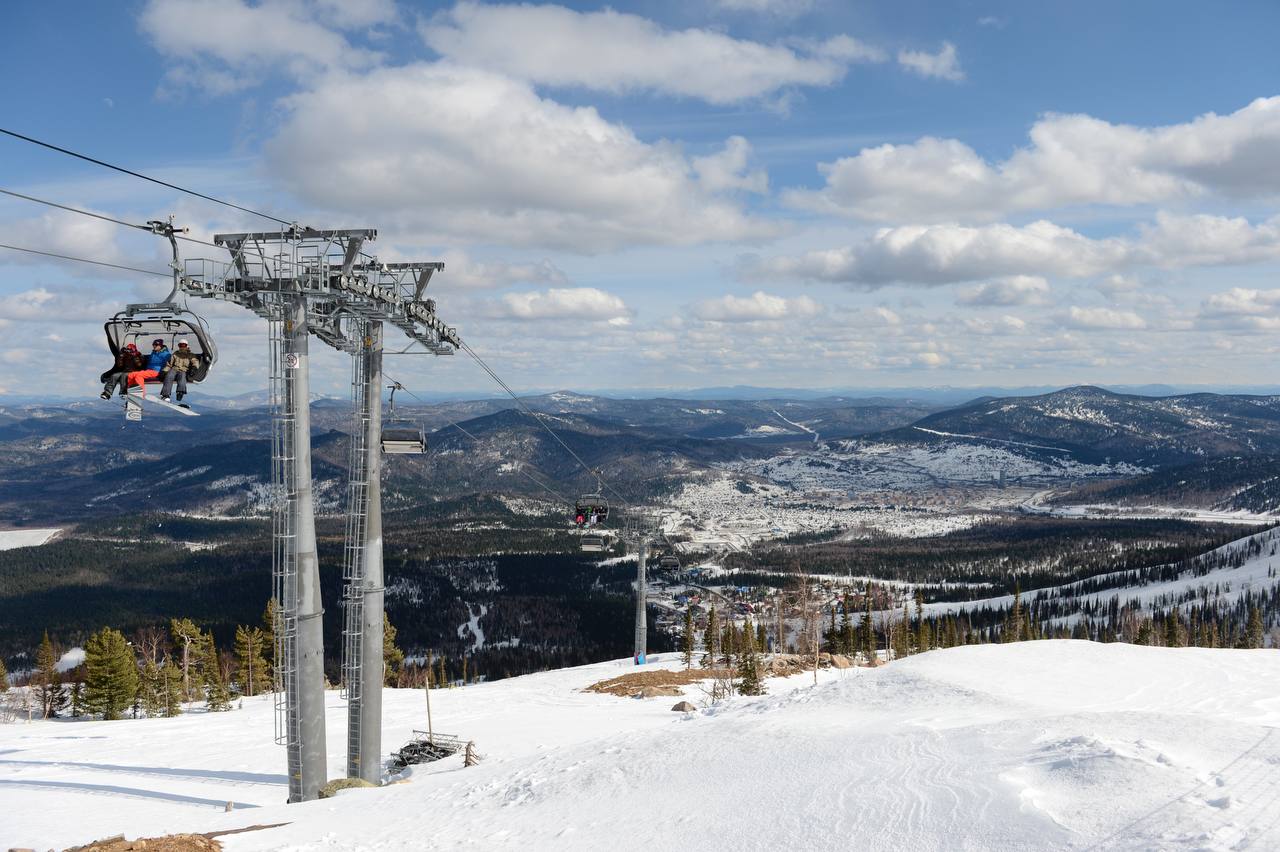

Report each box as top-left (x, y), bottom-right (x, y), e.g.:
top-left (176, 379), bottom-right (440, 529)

top-left (829, 654), bottom-right (853, 669)
top-left (671, 701), bottom-right (698, 712)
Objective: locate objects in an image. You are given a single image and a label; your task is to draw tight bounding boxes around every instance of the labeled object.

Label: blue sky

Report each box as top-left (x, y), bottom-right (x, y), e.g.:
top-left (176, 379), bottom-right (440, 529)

top-left (2, 0), bottom-right (1280, 398)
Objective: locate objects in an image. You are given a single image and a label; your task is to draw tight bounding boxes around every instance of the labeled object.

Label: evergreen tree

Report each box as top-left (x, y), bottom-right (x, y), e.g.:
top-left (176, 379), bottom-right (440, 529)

top-left (1136, 620), bottom-right (1153, 646)
top-left (69, 680), bottom-right (84, 718)
top-left (756, 621), bottom-right (767, 653)
top-left (262, 598), bottom-right (279, 678)
top-left (34, 632), bottom-right (65, 718)
top-left (161, 660), bottom-right (183, 716)
top-left (1245, 605), bottom-right (1264, 649)
top-left (234, 625), bottom-right (272, 697)
top-left (204, 644), bottom-right (232, 711)
top-left (680, 607), bottom-right (695, 669)
top-left (1165, 607), bottom-right (1184, 648)
top-left (737, 619), bottom-right (765, 696)
top-left (1004, 583), bottom-right (1025, 643)
top-left (169, 618), bottom-right (210, 703)
top-left (384, 613), bottom-right (406, 686)
top-left (859, 593), bottom-right (876, 665)
top-left (83, 627), bottom-right (139, 721)
top-left (720, 621), bottom-right (735, 669)
top-left (701, 605), bottom-right (720, 668)
top-left (839, 596), bottom-right (855, 655)
top-left (138, 661), bottom-right (164, 717)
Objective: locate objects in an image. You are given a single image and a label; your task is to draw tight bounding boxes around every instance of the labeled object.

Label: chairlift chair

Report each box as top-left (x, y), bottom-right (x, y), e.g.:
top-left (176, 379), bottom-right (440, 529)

top-left (579, 532), bottom-right (608, 553)
top-left (102, 303), bottom-right (218, 387)
top-left (382, 382), bottom-right (427, 454)
top-left (659, 555), bottom-right (681, 570)
top-left (574, 493), bottom-right (609, 526)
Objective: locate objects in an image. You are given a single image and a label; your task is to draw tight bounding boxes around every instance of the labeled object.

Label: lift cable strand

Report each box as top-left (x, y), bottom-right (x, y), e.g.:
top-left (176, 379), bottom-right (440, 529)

top-left (0, 241), bottom-right (170, 277)
top-left (455, 339), bottom-right (633, 509)
top-left (0, 127), bottom-right (295, 228)
top-left (0, 187), bottom-right (226, 251)
top-left (385, 376), bottom-right (573, 506)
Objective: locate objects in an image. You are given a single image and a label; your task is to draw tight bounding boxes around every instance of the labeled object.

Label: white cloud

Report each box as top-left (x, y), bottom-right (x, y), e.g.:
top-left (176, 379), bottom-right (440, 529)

top-left (266, 64), bottom-right (777, 252)
top-left (436, 252), bottom-right (568, 290)
top-left (487, 287), bottom-right (631, 322)
top-left (787, 97), bottom-right (1280, 221)
top-left (692, 290), bottom-right (819, 322)
top-left (713, 0), bottom-right (814, 15)
top-left (753, 220), bottom-right (1127, 286)
top-left (963, 315), bottom-right (1027, 335)
top-left (956, 275), bottom-right (1050, 306)
top-left (1200, 287), bottom-right (1280, 317)
top-left (140, 0), bottom-right (385, 93)
top-left (1059, 306), bottom-right (1147, 330)
top-left (897, 42), bottom-right (964, 82)
top-left (420, 2), bottom-right (882, 104)
top-left (754, 214), bottom-right (1280, 286)
top-left (311, 0), bottom-right (398, 29)
top-left (693, 136), bottom-right (768, 194)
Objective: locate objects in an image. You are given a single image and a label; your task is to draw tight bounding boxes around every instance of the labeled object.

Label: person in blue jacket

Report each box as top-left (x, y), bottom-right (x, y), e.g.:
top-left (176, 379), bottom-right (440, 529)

top-left (126, 338), bottom-right (172, 393)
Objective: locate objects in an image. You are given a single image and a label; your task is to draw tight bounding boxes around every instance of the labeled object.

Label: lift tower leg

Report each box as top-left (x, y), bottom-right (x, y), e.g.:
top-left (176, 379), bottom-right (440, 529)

top-left (634, 538), bottom-right (648, 663)
top-left (289, 295), bottom-right (328, 802)
top-left (345, 322), bottom-right (385, 783)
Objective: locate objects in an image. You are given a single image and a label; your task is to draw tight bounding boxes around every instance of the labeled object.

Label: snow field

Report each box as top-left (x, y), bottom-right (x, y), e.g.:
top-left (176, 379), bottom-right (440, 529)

top-left (4, 643), bottom-right (1280, 850)
top-left (0, 528), bottom-right (59, 550)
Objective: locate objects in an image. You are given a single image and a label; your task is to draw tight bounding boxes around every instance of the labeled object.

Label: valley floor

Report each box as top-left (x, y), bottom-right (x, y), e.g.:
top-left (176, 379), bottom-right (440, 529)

top-left (3, 642), bottom-right (1280, 850)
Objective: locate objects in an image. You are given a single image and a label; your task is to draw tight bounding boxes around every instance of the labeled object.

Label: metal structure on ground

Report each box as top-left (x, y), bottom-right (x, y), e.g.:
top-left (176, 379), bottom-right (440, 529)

top-left (181, 227), bottom-right (458, 800)
top-left (622, 513), bottom-right (659, 664)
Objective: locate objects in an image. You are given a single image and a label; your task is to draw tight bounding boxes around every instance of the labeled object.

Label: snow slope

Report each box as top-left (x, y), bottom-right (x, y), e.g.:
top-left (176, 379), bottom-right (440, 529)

top-left (0, 528), bottom-right (59, 550)
top-left (4, 644), bottom-right (1280, 850)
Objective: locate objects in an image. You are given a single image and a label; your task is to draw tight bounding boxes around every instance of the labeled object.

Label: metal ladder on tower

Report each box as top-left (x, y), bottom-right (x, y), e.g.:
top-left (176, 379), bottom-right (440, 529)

top-left (341, 318), bottom-right (371, 775)
top-left (268, 308), bottom-right (303, 803)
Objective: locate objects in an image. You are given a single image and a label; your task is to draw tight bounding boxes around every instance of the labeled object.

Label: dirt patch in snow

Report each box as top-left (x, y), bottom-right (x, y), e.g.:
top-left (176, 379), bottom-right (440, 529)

top-left (65, 834), bottom-right (222, 851)
top-left (585, 667), bottom-right (731, 697)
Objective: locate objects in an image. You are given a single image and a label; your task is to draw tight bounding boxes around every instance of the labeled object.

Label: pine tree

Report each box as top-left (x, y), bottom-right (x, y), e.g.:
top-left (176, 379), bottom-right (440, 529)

top-left (1005, 583), bottom-right (1025, 643)
top-left (681, 607), bottom-right (695, 669)
top-left (1245, 605), bottom-right (1264, 649)
top-left (384, 612), bottom-right (405, 687)
top-left (720, 622), bottom-right (735, 669)
top-left (756, 621), bottom-right (767, 653)
top-left (204, 643), bottom-right (232, 711)
top-left (234, 625), bottom-right (272, 697)
top-left (859, 593), bottom-right (876, 665)
top-left (138, 661), bottom-right (164, 717)
top-left (1165, 607), bottom-right (1184, 648)
top-left (83, 627), bottom-right (139, 720)
top-left (35, 632), bottom-right (65, 718)
top-left (839, 596), bottom-right (855, 655)
top-left (69, 680), bottom-right (84, 717)
top-left (170, 618), bottom-right (210, 703)
top-left (161, 660), bottom-right (183, 716)
top-left (1136, 619), bottom-right (1152, 646)
top-left (701, 605), bottom-right (720, 668)
top-left (737, 619), bottom-right (765, 696)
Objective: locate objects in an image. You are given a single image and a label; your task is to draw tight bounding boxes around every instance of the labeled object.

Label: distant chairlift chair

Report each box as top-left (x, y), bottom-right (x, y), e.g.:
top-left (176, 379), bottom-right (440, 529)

top-left (382, 382), bottom-right (427, 454)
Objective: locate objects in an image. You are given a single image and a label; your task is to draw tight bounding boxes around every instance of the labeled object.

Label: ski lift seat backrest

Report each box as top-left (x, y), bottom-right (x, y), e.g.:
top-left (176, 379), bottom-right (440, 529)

top-left (659, 555), bottom-right (681, 569)
top-left (580, 533), bottom-right (607, 553)
top-left (104, 306), bottom-right (217, 383)
top-left (575, 493), bottom-right (609, 523)
top-left (381, 424), bottom-right (426, 454)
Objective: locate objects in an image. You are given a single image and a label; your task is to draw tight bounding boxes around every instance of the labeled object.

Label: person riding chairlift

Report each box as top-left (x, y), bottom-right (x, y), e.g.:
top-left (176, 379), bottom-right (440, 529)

top-left (126, 338), bottom-right (172, 395)
top-left (100, 342), bottom-right (144, 400)
top-left (161, 339), bottom-right (198, 403)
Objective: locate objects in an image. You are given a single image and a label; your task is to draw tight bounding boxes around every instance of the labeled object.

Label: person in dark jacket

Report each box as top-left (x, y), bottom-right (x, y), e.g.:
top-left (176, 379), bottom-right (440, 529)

top-left (161, 339), bottom-right (200, 403)
top-left (126, 338), bottom-right (172, 393)
top-left (100, 343), bottom-right (145, 399)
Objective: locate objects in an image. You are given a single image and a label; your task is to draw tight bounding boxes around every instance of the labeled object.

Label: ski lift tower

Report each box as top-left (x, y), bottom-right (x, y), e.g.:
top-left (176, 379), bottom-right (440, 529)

top-left (623, 512), bottom-right (659, 664)
top-left (180, 227), bottom-right (458, 801)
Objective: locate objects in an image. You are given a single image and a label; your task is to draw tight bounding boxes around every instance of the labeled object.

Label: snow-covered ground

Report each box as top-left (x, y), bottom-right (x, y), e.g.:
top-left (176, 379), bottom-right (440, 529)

top-left (5, 643), bottom-right (1280, 850)
top-left (0, 527), bottom-right (59, 550)
top-left (667, 475), bottom-right (994, 550)
top-left (1022, 490), bottom-right (1279, 524)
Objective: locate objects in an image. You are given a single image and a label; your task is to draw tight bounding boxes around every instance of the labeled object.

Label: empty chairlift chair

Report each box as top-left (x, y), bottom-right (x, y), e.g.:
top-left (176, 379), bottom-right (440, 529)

top-left (659, 555), bottom-right (681, 570)
top-left (382, 383), bottom-right (427, 455)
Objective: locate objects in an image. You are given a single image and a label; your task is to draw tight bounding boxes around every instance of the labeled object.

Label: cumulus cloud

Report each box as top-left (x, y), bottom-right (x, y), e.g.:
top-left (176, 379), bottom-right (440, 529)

top-left (897, 42), bottom-right (964, 82)
top-left (266, 64), bottom-right (776, 252)
top-left (139, 0), bottom-right (385, 93)
top-left (1197, 287), bottom-right (1280, 331)
top-left (435, 252), bottom-right (568, 290)
top-left (713, 0), bottom-right (815, 15)
top-left (753, 214), bottom-right (1280, 287)
top-left (1059, 306), bottom-right (1147, 330)
top-left (786, 97), bottom-right (1280, 221)
top-left (420, 3), bottom-right (882, 104)
top-left (692, 290), bottom-right (819, 322)
top-left (956, 275), bottom-right (1050, 306)
top-left (963, 315), bottom-right (1027, 335)
top-left (486, 287), bottom-right (631, 323)
top-left (693, 137), bottom-right (768, 194)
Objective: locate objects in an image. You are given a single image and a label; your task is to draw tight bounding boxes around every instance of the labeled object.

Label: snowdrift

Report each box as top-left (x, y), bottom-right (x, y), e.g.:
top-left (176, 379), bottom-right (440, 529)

top-left (3, 642), bottom-right (1280, 850)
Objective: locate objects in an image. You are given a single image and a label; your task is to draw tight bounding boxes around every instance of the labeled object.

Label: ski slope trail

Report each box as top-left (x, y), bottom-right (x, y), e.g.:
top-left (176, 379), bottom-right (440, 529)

top-left (4, 643), bottom-right (1280, 850)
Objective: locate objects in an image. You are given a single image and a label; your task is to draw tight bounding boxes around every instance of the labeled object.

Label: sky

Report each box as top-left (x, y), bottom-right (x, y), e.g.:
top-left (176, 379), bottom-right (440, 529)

top-left (2, 0), bottom-right (1280, 399)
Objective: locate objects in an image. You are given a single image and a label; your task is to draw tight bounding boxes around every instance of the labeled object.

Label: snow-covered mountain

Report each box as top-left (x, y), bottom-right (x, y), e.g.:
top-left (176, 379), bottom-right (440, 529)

top-left (3, 642), bottom-right (1280, 850)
